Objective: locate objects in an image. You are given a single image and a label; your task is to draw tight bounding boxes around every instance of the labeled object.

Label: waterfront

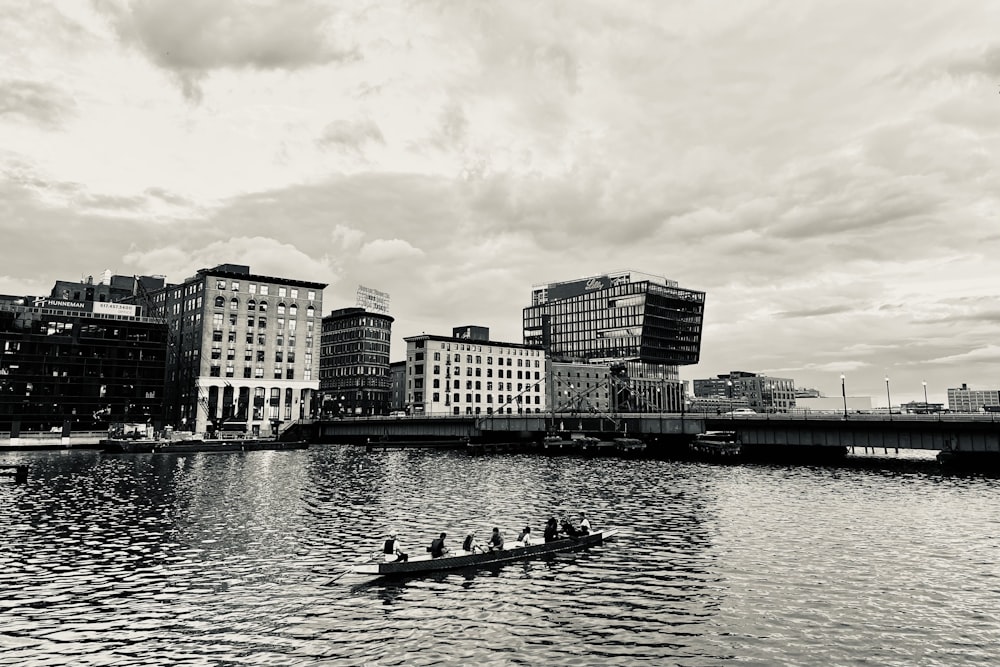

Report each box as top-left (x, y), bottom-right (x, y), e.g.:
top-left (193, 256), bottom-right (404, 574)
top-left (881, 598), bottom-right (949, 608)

top-left (1, 447), bottom-right (998, 666)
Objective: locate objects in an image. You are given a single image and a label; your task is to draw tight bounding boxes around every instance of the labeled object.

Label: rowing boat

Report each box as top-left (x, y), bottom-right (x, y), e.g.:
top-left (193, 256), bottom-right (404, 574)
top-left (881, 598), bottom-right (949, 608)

top-left (350, 528), bottom-right (617, 577)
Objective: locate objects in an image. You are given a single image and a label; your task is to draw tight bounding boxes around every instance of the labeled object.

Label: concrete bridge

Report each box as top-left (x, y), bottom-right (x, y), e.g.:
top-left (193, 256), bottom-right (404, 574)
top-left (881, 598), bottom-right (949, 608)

top-left (312, 412), bottom-right (1000, 460)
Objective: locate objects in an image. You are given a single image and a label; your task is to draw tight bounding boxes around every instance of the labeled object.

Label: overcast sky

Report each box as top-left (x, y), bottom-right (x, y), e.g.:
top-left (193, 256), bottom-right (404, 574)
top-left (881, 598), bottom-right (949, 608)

top-left (3, 1), bottom-right (999, 406)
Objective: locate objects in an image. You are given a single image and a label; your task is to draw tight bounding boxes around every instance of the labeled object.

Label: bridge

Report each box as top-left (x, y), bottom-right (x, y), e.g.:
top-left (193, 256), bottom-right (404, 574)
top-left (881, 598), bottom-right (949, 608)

top-left (312, 412), bottom-right (1000, 460)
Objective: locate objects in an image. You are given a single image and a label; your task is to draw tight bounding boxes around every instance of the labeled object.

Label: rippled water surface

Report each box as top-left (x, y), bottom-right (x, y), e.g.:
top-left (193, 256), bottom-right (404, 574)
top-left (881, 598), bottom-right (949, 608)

top-left (1, 446), bottom-right (998, 666)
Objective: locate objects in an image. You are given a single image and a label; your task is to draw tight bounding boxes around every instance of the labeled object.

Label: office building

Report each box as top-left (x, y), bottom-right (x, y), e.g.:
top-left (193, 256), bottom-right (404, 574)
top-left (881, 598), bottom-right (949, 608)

top-left (693, 371), bottom-right (797, 413)
top-left (523, 270), bottom-right (704, 412)
top-left (404, 327), bottom-right (546, 416)
top-left (0, 294), bottom-right (168, 432)
top-left (947, 384), bottom-right (1000, 413)
top-left (319, 307), bottom-right (393, 417)
top-left (140, 264), bottom-right (326, 435)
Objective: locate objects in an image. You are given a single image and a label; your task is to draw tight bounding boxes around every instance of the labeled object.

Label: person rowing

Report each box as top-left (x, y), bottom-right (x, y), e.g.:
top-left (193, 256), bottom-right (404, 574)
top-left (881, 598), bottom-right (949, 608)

top-left (486, 527), bottom-right (505, 552)
top-left (383, 532), bottom-right (408, 562)
top-left (429, 532), bottom-right (451, 558)
top-left (462, 532), bottom-right (486, 554)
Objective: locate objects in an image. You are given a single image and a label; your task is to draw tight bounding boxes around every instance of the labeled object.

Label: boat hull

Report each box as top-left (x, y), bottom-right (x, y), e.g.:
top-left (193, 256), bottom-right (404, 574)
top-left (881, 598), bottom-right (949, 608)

top-left (351, 529), bottom-right (617, 577)
top-left (101, 438), bottom-right (309, 454)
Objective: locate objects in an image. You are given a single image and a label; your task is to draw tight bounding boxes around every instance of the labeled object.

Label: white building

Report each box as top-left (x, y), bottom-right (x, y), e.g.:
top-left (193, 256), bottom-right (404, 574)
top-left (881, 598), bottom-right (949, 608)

top-left (404, 328), bottom-right (546, 416)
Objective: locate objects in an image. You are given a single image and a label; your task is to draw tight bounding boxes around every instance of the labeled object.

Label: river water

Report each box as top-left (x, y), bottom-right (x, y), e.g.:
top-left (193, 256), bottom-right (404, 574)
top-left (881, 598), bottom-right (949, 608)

top-left (0, 446), bottom-right (997, 666)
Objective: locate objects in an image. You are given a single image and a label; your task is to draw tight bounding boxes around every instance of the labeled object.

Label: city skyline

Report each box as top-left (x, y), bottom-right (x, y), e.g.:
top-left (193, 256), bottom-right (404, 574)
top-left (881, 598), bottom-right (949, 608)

top-left (3, 2), bottom-right (999, 406)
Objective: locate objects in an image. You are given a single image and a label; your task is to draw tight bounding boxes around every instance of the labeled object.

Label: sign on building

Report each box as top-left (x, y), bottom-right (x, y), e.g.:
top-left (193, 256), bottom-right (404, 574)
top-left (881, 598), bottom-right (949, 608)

top-left (356, 285), bottom-right (390, 313)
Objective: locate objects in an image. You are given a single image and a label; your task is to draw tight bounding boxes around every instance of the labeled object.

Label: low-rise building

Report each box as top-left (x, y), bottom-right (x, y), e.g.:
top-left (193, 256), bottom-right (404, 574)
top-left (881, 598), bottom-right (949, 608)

top-left (693, 371), bottom-right (797, 413)
top-left (404, 327), bottom-right (546, 416)
top-left (947, 383), bottom-right (1000, 413)
top-left (0, 294), bottom-right (168, 432)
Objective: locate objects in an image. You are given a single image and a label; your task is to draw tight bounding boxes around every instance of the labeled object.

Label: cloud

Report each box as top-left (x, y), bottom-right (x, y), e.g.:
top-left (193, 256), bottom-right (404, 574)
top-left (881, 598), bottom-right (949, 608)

top-left (357, 239), bottom-right (425, 264)
top-left (925, 345), bottom-right (1000, 366)
top-left (96, 0), bottom-right (357, 101)
top-left (122, 236), bottom-right (337, 288)
top-left (0, 80), bottom-right (76, 128)
top-left (317, 118), bottom-right (384, 155)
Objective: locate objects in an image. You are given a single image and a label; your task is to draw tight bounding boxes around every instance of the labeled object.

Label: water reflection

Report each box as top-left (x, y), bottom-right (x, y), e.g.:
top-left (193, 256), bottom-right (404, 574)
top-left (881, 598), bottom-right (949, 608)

top-left (1, 446), bottom-right (998, 666)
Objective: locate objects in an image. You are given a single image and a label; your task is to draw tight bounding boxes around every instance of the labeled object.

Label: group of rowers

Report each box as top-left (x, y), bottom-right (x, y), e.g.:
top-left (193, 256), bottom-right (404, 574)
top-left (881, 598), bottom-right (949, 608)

top-left (380, 512), bottom-right (592, 562)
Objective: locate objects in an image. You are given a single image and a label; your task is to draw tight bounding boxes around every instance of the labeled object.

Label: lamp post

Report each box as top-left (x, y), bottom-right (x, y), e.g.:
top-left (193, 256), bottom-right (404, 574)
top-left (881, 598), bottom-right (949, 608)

top-left (726, 379), bottom-right (733, 415)
top-left (884, 376), bottom-right (892, 416)
top-left (922, 381), bottom-right (928, 412)
top-left (841, 374), bottom-right (847, 419)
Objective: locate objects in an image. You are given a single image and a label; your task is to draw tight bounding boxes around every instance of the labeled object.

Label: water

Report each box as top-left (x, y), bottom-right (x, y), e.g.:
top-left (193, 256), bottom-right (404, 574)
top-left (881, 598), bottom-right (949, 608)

top-left (1, 446), bottom-right (998, 666)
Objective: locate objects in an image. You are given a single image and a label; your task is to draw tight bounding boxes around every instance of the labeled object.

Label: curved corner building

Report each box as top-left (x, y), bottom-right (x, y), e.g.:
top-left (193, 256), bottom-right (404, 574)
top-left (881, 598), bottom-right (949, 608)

top-left (522, 270), bottom-right (705, 412)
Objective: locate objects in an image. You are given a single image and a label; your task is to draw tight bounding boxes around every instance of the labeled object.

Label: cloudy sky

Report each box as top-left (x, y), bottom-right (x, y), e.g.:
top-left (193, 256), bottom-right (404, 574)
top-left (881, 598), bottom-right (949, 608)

top-left (2, 1), bottom-right (999, 406)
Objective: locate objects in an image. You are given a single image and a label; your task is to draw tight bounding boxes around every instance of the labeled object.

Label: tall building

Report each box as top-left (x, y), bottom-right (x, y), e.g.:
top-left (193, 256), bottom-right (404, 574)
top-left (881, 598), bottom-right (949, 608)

top-left (523, 270), bottom-right (704, 412)
top-left (319, 307), bottom-right (394, 417)
top-left (404, 327), bottom-right (546, 416)
top-left (141, 264), bottom-right (326, 435)
top-left (0, 294), bottom-right (168, 432)
top-left (947, 383), bottom-right (1000, 413)
top-left (693, 371), bottom-right (797, 413)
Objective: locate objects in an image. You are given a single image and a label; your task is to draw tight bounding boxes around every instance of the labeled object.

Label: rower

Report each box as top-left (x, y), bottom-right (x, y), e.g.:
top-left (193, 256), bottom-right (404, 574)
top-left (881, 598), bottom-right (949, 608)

top-left (429, 532), bottom-right (450, 558)
top-left (383, 533), bottom-right (408, 562)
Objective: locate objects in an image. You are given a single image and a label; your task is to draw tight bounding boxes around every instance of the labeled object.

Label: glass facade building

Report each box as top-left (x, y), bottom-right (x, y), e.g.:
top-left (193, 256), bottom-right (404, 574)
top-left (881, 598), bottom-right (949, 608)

top-left (523, 270), bottom-right (705, 412)
top-left (319, 307), bottom-right (394, 417)
top-left (0, 296), bottom-right (168, 432)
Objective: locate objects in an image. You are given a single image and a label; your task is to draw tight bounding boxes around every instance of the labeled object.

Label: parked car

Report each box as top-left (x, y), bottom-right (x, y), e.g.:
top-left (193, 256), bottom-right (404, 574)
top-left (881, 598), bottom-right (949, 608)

top-left (388, 411), bottom-right (407, 418)
top-left (723, 408), bottom-right (757, 416)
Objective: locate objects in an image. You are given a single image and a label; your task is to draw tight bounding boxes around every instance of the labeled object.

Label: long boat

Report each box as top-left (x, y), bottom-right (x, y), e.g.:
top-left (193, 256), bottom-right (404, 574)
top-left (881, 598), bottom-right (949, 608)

top-left (101, 438), bottom-right (308, 454)
top-left (350, 528), bottom-right (617, 577)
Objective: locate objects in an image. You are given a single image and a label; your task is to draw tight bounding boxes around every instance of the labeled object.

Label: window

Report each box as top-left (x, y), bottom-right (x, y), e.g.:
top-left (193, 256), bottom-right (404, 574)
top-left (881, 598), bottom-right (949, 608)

top-left (249, 284), bottom-right (257, 294)
top-left (248, 298), bottom-right (256, 311)
top-left (278, 303), bottom-right (286, 315)
top-left (214, 296), bottom-right (225, 307)
top-left (259, 301), bottom-right (268, 312)
top-left (230, 298), bottom-right (239, 310)
top-left (291, 288), bottom-right (298, 299)
top-left (279, 287), bottom-right (287, 298)
top-left (306, 306), bottom-right (315, 318)
top-left (308, 290), bottom-right (315, 300)
top-left (231, 281), bottom-right (239, 291)
top-left (216, 280), bottom-right (227, 290)
top-left (260, 285), bottom-right (269, 296)
top-left (289, 303), bottom-right (297, 316)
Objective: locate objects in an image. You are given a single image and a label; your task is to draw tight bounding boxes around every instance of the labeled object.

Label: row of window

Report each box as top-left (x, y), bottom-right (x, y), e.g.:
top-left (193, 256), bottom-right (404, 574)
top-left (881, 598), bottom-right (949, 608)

top-left (212, 296), bottom-right (315, 316)
top-left (214, 280), bottom-right (316, 301)
top-left (208, 364), bottom-right (312, 380)
top-left (424, 393), bottom-right (543, 405)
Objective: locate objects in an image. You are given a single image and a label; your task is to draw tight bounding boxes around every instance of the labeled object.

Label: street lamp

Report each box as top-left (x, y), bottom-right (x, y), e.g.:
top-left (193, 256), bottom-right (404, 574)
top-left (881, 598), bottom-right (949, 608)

top-left (726, 379), bottom-right (733, 415)
top-left (841, 374), bottom-right (847, 419)
top-left (884, 376), bottom-right (892, 416)
top-left (922, 381), bottom-right (928, 411)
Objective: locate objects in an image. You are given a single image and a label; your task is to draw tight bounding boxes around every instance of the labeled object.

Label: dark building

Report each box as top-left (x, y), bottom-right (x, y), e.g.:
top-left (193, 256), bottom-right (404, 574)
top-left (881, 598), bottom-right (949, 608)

top-left (0, 294), bottom-right (168, 432)
top-left (523, 270), bottom-right (704, 412)
top-left (319, 307), bottom-right (394, 417)
top-left (50, 270), bottom-right (166, 307)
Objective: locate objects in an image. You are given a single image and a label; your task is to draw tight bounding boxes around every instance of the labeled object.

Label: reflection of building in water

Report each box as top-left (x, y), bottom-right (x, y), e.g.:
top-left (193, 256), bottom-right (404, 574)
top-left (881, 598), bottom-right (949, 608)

top-left (523, 270), bottom-right (704, 413)
top-left (0, 293), bottom-right (167, 432)
top-left (404, 326), bottom-right (546, 416)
